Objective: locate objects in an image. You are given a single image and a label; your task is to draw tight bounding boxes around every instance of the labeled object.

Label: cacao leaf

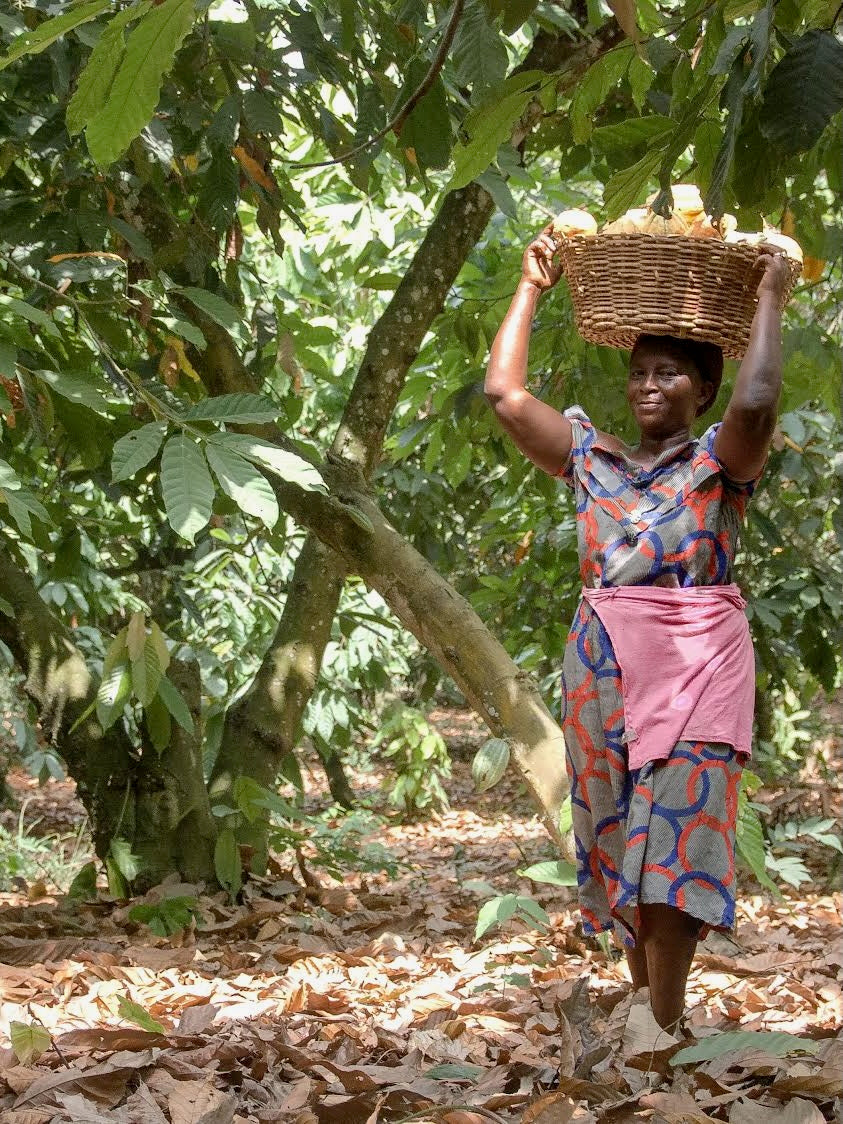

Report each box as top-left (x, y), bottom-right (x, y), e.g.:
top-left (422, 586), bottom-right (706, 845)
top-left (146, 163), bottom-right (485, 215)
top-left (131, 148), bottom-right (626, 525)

top-left (85, 0), bottom-right (198, 166)
top-left (759, 31), bottom-right (843, 156)
top-left (160, 434), bottom-right (214, 543)
top-left (111, 421), bottom-right (168, 481)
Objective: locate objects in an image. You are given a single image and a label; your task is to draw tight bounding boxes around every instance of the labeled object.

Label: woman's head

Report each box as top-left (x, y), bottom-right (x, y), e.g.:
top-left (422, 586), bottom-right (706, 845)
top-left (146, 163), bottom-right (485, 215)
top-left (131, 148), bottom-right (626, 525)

top-left (627, 335), bottom-right (723, 434)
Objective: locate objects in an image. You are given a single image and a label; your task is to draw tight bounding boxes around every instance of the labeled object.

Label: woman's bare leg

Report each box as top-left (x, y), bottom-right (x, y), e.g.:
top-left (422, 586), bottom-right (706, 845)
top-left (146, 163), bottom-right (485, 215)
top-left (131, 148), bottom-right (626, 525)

top-left (626, 941), bottom-right (649, 991)
top-left (636, 902), bottom-right (700, 1032)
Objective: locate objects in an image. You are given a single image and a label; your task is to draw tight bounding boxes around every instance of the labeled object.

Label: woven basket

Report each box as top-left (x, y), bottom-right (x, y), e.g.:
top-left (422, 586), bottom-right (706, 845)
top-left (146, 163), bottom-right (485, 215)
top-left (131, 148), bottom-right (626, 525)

top-left (556, 233), bottom-right (801, 360)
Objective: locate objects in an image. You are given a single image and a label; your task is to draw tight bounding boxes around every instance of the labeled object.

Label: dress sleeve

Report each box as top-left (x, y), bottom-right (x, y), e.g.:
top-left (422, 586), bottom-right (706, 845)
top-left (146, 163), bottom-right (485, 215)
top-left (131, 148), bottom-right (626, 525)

top-left (698, 423), bottom-right (763, 508)
top-left (554, 406), bottom-right (594, 489)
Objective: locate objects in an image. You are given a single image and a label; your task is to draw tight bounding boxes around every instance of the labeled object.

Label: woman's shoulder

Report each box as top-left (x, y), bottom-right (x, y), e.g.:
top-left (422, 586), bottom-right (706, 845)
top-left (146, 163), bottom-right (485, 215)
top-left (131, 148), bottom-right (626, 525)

top-left (563, 407), bottom-right (626, 455)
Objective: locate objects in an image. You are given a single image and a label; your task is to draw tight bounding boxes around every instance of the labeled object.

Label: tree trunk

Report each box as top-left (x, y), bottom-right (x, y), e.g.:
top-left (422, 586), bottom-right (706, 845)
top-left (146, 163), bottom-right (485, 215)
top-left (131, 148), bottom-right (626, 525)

top-left (2, 553), bottom-right (216, 886)
top-left (137, 659), bottom-right (217, 885)
top-left (321, 747), bottom-right (356, 809)
top-left (207, 535), bottom-right (346, 806)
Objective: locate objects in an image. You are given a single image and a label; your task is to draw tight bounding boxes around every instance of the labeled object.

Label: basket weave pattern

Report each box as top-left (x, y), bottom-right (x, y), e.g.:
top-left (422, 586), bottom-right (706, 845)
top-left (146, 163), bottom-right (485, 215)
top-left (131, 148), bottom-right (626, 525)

top-left (557, 233), bottom-right (801, 360)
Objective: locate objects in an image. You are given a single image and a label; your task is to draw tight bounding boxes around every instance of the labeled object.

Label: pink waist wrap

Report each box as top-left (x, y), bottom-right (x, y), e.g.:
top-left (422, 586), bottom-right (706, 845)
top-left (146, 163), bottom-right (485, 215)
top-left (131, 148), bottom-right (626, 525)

top-left (581, 583), bottom-right (755, 770)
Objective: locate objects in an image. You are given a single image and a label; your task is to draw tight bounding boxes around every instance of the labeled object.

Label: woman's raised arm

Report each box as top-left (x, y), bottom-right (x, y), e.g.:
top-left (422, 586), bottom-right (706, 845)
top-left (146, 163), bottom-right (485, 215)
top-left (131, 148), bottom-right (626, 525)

top-left (484, 225), bottom-right (573, 477)
top-left (713, 247), bottom-right (791, 482)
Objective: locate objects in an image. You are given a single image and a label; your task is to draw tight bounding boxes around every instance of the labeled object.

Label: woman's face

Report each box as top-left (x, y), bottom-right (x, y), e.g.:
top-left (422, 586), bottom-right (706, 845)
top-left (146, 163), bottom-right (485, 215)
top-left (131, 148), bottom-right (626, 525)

top-left (627, 340), bottom-right (710, 436)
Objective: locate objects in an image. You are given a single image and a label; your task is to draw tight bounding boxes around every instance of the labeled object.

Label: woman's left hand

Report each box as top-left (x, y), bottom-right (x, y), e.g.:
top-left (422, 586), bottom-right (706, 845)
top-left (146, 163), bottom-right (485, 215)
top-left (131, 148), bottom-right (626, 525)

top-left (755, 244), bottom-right (791, 301)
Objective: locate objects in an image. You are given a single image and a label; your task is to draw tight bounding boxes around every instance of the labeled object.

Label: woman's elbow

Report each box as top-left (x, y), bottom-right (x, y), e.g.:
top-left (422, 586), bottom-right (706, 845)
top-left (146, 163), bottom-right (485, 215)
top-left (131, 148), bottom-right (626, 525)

top-left (484, 386), bottom-right (527, 421)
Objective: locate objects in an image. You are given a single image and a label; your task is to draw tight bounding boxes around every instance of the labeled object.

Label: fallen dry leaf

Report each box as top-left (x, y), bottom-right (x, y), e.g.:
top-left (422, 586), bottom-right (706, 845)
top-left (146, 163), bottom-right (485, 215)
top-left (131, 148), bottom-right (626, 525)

top-left (167, 1079), bottom-right (237, 1124)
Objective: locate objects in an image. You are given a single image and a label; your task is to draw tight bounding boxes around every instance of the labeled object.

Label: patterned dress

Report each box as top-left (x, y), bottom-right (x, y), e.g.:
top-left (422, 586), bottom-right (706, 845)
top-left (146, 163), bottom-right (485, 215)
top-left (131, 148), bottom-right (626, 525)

top-left (557, 409), bottom-right (757, 947)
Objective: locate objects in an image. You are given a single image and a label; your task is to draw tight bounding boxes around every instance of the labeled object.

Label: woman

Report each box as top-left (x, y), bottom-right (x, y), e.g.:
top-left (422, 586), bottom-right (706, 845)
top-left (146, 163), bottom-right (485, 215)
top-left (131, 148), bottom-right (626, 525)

top-left (484, 222), bottom-right (790, 1033)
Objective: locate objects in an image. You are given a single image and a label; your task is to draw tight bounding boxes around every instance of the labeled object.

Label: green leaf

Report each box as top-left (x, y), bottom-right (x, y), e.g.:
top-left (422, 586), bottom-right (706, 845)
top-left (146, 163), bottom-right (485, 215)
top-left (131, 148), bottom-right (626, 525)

top-left (398, 61), bottom-right (452, 170)
top-left (160, 433), bottom-right (214, 543)
top-left (672, 1031), bottom-right (821, 1066)
top-left (67, 860), bottom-right (98, 900)
top-left (475, 892), bottom-right (518, 939)
top-left (244, 88), bottom-right (283, 135)
top-left (106, 856), bottom-right (129, 898)
top-left (184, 392), bottom-right (280, 424)
top-left (109, 837), bottom-right (142, 882)
top-left (626, 52), bottom-right (653, 111)
top-left (214, 827), bottom-right (242, 897)
top-left (156, 674), bottom-right (195, 733)
top-left (446, 83), bottom-right (535, 191)
top-left (153, 316), bottom-right (206, 350)
top-left (126, 610), bottom-right (146, 662)
top-left (131, 634), bottom-right (163, 706)
top-left (604, 147), bottom-right (661, 220)
top-left (145, 692), bottom-right (171, 752)
top-left (0, 0), bottom-right (111, 71)
top-left (207, 432), bottom-right (326, 494)
top-left (0, 457), bottom-right (21, 492)
top-left (198, 153), bottom-right (239, 231)
top-left (96, 661), bottom-right (131, 728)
top-left (3, 489), bottom-right (51, 539)
top-left (452, 0), bottom-right (508, 90)
top-left (759, 31), bottom-right (843, 157)
top-left (34, 368), bottom-right (114, 413)
top-left (514, 896), bottom-right (551, 930)
top-left (591, 115), bottom-right (673, 160)
top-left (519, 860), bottom-right (578, 886)
top-left (176, 286), bottom-right (243, 332)
top-left (0, 295), bottom-right (59, 338)
top-left (736, 782), bottom-right (780, 895)
top-left (205, 443), bottom-right (279, 529)
top-left (85, 0), bottom-right (197, 166)
top-left (9, 1020), bottom-right (51, 1064)
top-left (67, 3), bottom-right (153, 135)
top-left (116, 994), bottom-right (166, 1034)
top-left (112, 421), bottom-right (168, 482)
top-left (570, 45), bottom-right (634, 144)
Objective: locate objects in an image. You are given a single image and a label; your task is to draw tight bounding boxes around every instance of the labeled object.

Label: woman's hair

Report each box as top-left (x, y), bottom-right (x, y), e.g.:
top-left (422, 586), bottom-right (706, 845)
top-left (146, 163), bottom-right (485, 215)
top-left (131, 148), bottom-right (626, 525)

top-left (632, 334), bottom-right (724, 416)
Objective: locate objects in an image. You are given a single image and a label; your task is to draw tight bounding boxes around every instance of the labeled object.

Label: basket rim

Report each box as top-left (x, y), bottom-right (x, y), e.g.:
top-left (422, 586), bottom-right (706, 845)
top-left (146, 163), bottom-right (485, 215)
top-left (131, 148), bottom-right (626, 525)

top-left (557, 229), bottom-right (802, 267)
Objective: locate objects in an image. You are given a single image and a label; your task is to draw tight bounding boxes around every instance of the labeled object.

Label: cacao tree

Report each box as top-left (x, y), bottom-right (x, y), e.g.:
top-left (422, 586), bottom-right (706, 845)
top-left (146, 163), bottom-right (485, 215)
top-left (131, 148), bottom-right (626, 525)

top-left (0, 0), bottom-right (840, 887)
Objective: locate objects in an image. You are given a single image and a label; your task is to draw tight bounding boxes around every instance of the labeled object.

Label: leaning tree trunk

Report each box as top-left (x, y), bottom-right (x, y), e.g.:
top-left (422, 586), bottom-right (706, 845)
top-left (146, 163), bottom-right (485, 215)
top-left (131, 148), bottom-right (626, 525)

top-left (206, 12), bottom-right (621, 818)
top-left (1, 553), bottom-right (216, 887)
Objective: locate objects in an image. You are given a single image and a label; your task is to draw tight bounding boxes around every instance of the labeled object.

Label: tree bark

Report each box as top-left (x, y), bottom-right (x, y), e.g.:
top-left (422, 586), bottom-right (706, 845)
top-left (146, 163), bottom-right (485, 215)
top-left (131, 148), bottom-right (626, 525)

top-left (2, 553), bottom-right (216, 885)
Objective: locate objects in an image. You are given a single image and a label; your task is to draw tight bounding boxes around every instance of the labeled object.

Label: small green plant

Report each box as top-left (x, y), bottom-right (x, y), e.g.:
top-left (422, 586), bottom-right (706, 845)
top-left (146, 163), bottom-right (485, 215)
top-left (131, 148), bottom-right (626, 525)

top-left (475, 893), bottom-right (551, 941)
top-left (0, 805), bottom-right (91, 892)
top-left (372, 703), bottom-right (451, 816)
top-left (127, 896), bottom-right (201, 937)
top-left (737, 773), bottom-right (841, 892)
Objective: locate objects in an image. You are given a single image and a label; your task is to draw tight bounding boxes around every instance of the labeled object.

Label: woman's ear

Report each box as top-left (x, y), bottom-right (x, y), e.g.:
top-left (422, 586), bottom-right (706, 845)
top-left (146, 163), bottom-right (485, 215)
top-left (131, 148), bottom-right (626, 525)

top-left (696, 379), bottom-right (714, 415)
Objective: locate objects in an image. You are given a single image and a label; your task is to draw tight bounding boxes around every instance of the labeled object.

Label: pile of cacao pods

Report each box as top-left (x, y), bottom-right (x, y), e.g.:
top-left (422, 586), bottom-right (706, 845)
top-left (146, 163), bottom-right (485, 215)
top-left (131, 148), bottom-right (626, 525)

top-left (550, 184), bottom-right (803, 264)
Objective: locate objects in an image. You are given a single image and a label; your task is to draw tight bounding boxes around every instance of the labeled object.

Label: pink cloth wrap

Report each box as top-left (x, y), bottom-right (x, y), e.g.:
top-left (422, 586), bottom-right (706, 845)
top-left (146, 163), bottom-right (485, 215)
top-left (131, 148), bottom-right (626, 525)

top-left (581, 583), bottom-right (754, 769)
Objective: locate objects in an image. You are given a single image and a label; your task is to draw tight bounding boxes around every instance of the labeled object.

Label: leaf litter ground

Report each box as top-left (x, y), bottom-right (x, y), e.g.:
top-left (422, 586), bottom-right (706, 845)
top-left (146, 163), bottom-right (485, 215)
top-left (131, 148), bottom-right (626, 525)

top-left (0, 707), bottom-right (840, 1124)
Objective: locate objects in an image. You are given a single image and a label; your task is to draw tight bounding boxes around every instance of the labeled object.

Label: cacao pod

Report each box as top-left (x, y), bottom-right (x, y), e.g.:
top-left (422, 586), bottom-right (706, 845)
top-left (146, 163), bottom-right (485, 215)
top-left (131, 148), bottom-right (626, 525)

top-left (471, 737), bottom-right (510, 792)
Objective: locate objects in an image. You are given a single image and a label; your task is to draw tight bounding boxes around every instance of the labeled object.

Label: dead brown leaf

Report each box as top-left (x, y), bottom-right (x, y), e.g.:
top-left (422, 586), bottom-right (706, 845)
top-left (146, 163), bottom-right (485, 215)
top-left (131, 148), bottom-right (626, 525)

top-left (167, 1079), bottom-right (237, 1124)
top-left (728, 1098), bottom-right (826, 1124)
top-left (522, 1092), bottom-right (598, 1123)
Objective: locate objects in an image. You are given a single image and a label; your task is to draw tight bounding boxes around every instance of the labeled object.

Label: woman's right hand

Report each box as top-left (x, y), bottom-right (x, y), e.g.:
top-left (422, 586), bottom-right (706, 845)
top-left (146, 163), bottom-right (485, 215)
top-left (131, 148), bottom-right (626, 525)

top-left (521, 223), bottom-right (564, 292)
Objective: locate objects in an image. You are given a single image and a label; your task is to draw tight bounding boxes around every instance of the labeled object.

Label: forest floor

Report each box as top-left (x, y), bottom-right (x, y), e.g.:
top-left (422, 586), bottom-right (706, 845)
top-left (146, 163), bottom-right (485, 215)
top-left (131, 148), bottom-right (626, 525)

top-left (0, 707), bottom-right (840, 1124)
